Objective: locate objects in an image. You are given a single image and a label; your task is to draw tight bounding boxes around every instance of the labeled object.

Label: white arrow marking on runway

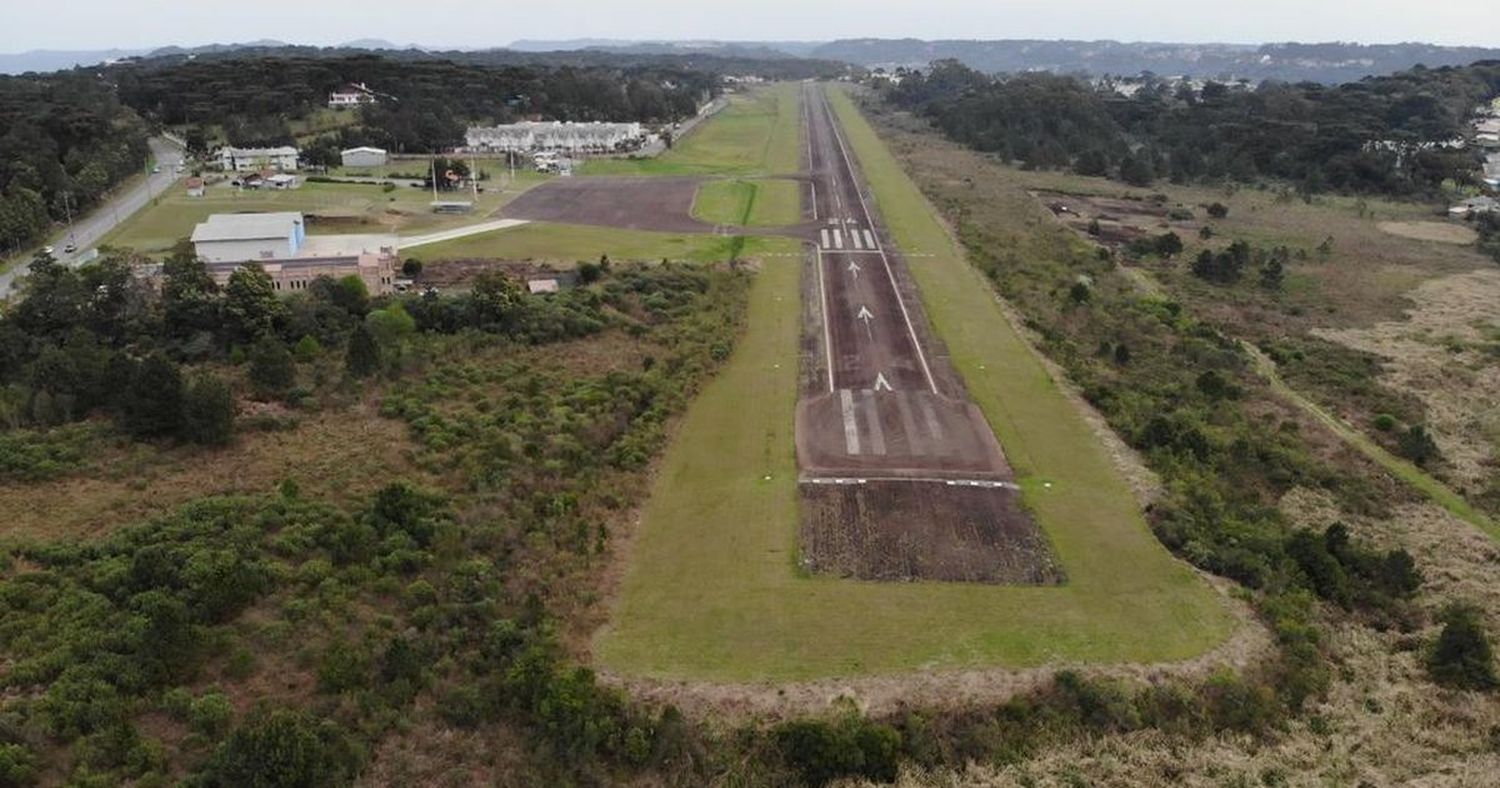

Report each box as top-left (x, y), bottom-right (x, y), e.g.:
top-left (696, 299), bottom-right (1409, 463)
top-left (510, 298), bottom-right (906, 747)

top-left (857, 304), bottom-right (875, 340)
top-left (874, 372), bottom-right (893, 392)
top-left (847, 259), bottom-right (861, 278)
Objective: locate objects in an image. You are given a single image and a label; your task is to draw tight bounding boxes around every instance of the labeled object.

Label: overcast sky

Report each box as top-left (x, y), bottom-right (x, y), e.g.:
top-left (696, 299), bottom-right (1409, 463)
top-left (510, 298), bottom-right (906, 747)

top-left (6, 0), bottom-right (1500, 52)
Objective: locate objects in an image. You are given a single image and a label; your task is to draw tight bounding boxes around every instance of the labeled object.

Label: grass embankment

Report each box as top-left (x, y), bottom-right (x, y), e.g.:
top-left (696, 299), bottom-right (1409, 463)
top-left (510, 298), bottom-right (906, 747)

top-left (596, 86), bottom-right (1233, 681)
top-left (583, 84), bottom-right (803, 177)
top-left (691, 178), bottom-right (802, 227)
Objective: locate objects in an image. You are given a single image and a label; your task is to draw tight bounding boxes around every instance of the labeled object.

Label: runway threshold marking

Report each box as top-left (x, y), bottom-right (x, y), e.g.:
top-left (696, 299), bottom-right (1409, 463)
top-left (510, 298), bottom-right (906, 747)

top-left (851, 228), bottom-right (864, 249)
top-left (833, 229), bottom-right (844, 250)
top-left (819, 88), bottom-right (939, 396)
top-left (820, 228), bottom-right (830, 248)
top-left (861, 389), bottom-right (888, 456)
top-left (814, 247), bottom-right (836, 393)
top-left (839, 388), bottom-right (862, 455)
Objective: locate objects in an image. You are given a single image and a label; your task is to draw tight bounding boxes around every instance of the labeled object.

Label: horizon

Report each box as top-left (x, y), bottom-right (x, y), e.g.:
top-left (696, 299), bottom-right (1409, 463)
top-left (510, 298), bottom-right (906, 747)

top-left (4, 0), bottom-right (1498, 54)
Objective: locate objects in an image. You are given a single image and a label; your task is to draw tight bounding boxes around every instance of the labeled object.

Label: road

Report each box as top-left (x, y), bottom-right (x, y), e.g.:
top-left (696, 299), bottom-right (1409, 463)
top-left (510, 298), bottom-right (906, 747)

top-left (399, 218), bottom-right (530, 249)
top-left (0, 137), bottom-right (185, 297)
top-left (795, 83), bottom-right (1014, 482)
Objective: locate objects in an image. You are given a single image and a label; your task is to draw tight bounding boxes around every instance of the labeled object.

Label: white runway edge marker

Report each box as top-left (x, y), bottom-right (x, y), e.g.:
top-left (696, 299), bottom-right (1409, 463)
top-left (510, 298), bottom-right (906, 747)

top-left (839, 389), bottom-right (862, 455)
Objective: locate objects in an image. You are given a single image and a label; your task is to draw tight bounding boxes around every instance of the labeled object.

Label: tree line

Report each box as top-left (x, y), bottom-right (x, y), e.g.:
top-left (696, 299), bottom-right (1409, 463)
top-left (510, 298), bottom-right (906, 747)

top-left (884, 59), bottom-right (1500, 196)
top-left (0, 71), bottom-right (150, 254)
top-left (110, 54), bottom-right (722, 152)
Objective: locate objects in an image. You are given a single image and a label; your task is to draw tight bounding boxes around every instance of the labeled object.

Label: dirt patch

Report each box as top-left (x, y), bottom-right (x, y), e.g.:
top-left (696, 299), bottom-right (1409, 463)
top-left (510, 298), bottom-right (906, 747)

top-left (800, 480), bottom-right (1061, 584)
top-left (1033, 189), bottom-right (1198, 250)
top-left (502, 175), bottom-right (717, 233)
top-left (1377, 220), bottom-right (1479, 245)
top-left (1315, 269), bottom-right (1500, 492)
top-left (415, 258), bottom-right (575, 288)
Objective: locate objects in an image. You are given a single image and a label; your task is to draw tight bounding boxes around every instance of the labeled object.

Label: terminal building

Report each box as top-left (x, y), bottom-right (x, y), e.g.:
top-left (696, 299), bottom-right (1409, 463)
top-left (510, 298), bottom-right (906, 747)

top-left (464, 121), bottom-right (645, 154)
top-left (189, 212), bottom-right (398, 294)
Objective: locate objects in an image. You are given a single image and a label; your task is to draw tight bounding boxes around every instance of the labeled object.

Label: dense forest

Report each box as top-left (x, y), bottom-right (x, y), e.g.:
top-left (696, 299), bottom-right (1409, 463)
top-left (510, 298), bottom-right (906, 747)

top-left (884, 59), bottom-right (1500, 196)
top-left (110, 55), bottom-right (723, 152)
top-left (0, 72), bottom-right (149, 255)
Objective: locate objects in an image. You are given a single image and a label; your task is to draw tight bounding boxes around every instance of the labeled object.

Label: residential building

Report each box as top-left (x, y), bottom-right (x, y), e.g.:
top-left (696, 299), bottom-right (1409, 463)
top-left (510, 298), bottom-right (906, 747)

top-left (189, 211), bottom-right (398, 294)
top-left (263, 173), bottom-right (300, 190)
top-left (185, 177), bottom-right (205, 198)
top-left (340, 146), bottom-right (388, 168)
top-left (1448, 196), bottom-right (1499, 217)
top-left (464, 121), bottom-right (645, 154)
top-left (217, 146), bottom-right (299, 172)
top-left (328, 82), bottom-right (377, 109)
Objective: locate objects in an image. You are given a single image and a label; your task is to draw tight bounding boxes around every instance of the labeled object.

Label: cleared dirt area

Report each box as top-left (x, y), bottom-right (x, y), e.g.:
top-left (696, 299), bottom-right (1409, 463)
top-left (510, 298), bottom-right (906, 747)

top-left (1377, 220), bottom-right (1479, 244)
top-left (501, 175), bottom-right (712, 232)
top-left (800, 481), bottom-right (1062, 584)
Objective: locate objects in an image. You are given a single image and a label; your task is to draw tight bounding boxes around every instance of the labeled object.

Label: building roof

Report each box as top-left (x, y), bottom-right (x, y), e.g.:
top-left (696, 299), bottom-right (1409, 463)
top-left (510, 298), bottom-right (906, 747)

top-left (297, 234), bottom-right (398, 258)
top-left (340, 146), bottom-right (387, 155)
top-left (190, 212), bottom-right (303, 243)
top-left (220, 146), bottom-right (299, 157)
top-left (528, 278), bottom-right (560, 294)
top-left (265, 173), bottom-right (298, 183)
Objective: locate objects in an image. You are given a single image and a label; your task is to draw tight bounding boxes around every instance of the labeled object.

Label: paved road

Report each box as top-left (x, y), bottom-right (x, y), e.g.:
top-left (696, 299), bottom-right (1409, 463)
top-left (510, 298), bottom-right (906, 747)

top-left (795, 83), bottom-right (1013, 481)
top-left (0, 137), bottom-right (185, 297)
top-left (399, 218), bottom-right (530, 249)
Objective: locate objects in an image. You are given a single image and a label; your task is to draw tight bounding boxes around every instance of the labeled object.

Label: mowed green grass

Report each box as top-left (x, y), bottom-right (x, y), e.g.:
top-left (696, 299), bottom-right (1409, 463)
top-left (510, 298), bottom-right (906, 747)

top-left (102, 178), bottom-right (540, 255)
top-left (583, 84), bottom-right (803, 177)
top-left (408, 221), bottom-right (800, 265)
top-left (691, 178), bottom-right (803, 226)
top-left (595, 86), bottom-right (1234, 681)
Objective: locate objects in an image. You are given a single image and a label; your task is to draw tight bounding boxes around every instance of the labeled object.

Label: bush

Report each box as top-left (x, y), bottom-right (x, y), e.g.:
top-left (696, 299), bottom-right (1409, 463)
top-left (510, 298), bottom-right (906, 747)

top-left (1397, 424), bottom-right (1441, 467)
top-left (1372, 413), bottom-right (1397, 432)
top-left (1428, 603), bottom-right (1498, 691)
top-left (775, 711), bottom-right (900, 787)
top-left (247, 335), bottom-right (295, 400)
top-left (400, 258), bottom-right (422, 277)
top-left (1207, 202), bottom-right (1230, 219)
top-left (190, 692), bottom-right (234, 738)
top-left (181, 374), bottom-right (235, 446)
top-left (198, 709), bottom-right (359, 787)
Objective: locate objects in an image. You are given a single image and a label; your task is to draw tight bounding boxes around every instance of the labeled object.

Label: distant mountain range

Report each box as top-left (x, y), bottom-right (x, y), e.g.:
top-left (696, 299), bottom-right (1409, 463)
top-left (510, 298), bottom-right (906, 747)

top-left (5, 38), bottom-right (1500, 83)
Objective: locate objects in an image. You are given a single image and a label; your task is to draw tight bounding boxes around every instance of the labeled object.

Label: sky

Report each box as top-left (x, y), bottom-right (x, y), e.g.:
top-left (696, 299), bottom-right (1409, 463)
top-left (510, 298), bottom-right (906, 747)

top-left (5, 0), bottom-right (1500, 52)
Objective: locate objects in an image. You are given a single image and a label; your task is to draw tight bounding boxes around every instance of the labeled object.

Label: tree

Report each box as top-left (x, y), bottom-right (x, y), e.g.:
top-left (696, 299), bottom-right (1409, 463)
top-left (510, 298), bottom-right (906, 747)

top-left (162, 245), bottom-right (222, 340)
top-left (1119, 153), bottom-right (1155, 186)
top-left (247, 335), bottom-right (295, 399)
top-left (181, 373), bottom-right (235, 445)
top-left (365, 304), bottom-right (416, 349)
top-left (345, 324), bottom-right (381, 379)
top-left (401, 258), bottom-right (423, 277)
top-left (119, 354), bottom-right (184, 438)
top-left (1428, 604), bottom-right (1497, 691)
top-left (223, 265), bottom-right (286, 344)
top-left (470, 270), bottom-right (523, 329)
top-left (1260, 258), bottom-right (1285, 290)
top-left (1398, 425), bottom-right (1441, 467)
top-left (1207, 202), bottom-right (1230, 219)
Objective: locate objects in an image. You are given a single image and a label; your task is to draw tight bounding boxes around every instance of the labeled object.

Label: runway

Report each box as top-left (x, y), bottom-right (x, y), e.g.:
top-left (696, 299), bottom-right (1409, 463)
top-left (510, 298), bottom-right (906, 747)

top-left (794, 84), bottom-right (1015, 483)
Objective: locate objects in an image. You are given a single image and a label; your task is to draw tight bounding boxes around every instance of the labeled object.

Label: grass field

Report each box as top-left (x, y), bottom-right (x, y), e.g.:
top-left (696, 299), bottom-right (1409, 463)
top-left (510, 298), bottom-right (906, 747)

top-left (582, 85), bottom-right (802, 177)
top-left (101, 178), bottom-right (537, 255)
top-left (595, 86), bottom-right (1234, 681)
top-left (408, 221), bottom-right (800, 265)
top-left (691, 178), bottom-right (802, 226)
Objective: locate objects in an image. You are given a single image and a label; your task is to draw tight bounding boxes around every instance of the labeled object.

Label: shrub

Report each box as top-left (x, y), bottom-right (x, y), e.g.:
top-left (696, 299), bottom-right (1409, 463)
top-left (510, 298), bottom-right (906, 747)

top-left (1397, 424), bottom-right (1441, 467)
top-left (247, 335), bottom-right (295, 400)
top-left (400, 258), bottom-right (422, 277)
top-left (1427, 603), bottom-right (1498, 691)
top-left (345, 324), bottom-right (381, 379)
top-left (190, 692), bottom-right (233, 738)
top-left (775, 711), bottom-right (901, 787)
top-left (1372, 413), bottom-right (1397, 432)
top-left (198, 709), bottom-right (359, 787)
top-left (181, 374), bottom-right (235, 446)
top-left (292, 335), bottom-right (322, 362)
top-left (1207, 202), bottom-right (1230, 219)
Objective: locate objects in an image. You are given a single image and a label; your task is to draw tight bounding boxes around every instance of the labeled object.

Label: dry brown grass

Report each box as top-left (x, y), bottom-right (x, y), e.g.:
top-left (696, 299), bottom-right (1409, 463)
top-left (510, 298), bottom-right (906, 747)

top-left (0, 401), bottom-right (422, 542)
top-left (1316, 269), bottom-right (1500, 493)
top-left (1378, 220), bottom-right (1480, 245)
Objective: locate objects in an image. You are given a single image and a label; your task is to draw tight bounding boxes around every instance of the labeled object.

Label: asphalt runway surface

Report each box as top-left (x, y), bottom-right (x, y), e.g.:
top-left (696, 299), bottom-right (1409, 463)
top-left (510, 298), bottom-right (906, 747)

top-left (794, 84), bottom-right (1017, 484)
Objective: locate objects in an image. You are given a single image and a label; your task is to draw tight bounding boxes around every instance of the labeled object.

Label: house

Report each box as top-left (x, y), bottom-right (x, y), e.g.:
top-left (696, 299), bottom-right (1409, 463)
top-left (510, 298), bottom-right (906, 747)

top-left (1483, 153), bottom-right (1500, 188)
top-left (328, 82), bottom-right (377, 109)
top-left (527, 278), bottom-right (560, 294)
top-left (185, 177), bottom-right (205, 198)
top-left (189, 211), bottom-right (399, 294)
top-left (217, 146), bottom-right (299, 172)
top-left (464, 121), bottom-right (645, 154)
top-left (340, 146), bottom-right (388, 168)
top-left (1448, 196), bottom-right (1499, 217)
top-left (263, 173), bottom-right (299, 190)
